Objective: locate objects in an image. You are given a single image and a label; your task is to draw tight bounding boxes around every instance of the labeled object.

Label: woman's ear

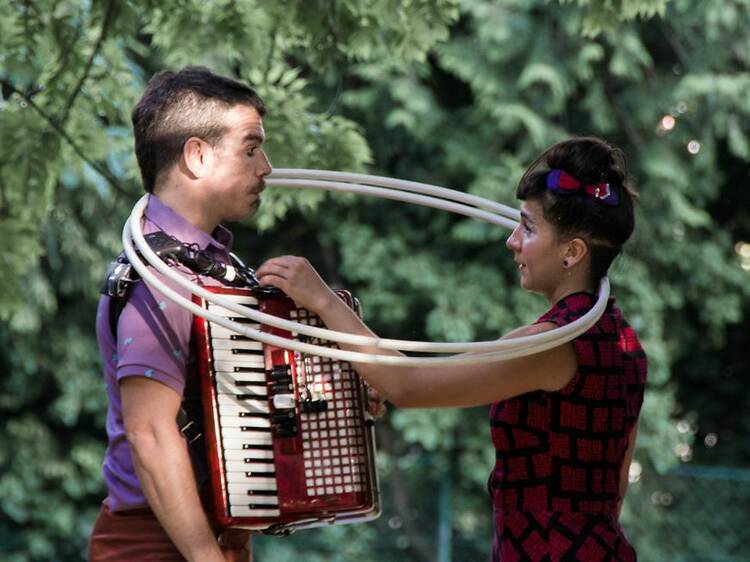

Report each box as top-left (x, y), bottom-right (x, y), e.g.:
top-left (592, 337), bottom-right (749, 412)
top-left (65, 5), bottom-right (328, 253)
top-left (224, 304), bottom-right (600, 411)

top-left (182, 137), bottom-right (215, 178)
top-left (564, 237), bottom-right (589, 268)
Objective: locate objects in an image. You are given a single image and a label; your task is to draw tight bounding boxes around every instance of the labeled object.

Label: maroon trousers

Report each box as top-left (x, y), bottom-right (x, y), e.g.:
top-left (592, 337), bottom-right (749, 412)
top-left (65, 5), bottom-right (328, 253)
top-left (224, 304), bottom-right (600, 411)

top-left (88, 501), bottom-right (251, 562)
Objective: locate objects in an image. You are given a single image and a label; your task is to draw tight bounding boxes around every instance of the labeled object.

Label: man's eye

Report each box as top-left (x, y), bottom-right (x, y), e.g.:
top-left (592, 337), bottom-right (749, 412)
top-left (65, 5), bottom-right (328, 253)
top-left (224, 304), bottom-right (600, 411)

top-left (246, 148), bottom-right (256, 157)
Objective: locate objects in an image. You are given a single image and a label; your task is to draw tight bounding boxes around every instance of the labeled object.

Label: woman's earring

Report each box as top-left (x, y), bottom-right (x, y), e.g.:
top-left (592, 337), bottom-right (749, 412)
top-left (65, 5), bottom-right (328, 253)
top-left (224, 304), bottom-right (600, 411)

top-left (562, 260), bottom-right (569, 268)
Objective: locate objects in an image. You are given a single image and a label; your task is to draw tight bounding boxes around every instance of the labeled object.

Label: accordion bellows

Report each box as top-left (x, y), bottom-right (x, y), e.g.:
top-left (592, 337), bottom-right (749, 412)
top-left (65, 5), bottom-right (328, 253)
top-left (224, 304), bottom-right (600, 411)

top-left (192, 287), bottom-right (380, 533)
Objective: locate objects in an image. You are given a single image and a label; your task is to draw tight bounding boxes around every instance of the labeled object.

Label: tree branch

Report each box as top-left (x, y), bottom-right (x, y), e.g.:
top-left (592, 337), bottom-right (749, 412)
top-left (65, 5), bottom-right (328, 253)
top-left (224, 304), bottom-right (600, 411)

top-left (58, 0), bottom-right (116, 124)
top-left (45, 18), bottom-right (84, 93)
top-left (1, 79), bottom-right (130, 198)
top-left (263, 24), bottom-right (279, 82)
top-left (659, 22), bottom-right (690, 71)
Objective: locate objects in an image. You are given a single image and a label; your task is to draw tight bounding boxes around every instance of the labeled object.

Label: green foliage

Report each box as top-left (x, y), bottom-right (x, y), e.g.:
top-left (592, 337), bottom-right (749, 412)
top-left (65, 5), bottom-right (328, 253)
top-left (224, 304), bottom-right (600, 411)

top-left (559, 0), bottom-right (672, 36)
top-left (1, 0), bottom-right (749, 560)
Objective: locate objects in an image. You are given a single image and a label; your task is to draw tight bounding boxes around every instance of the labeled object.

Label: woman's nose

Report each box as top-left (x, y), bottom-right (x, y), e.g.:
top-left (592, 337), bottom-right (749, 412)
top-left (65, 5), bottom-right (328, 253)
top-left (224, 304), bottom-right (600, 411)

top-left (506, 226), bottom-right (520, 251)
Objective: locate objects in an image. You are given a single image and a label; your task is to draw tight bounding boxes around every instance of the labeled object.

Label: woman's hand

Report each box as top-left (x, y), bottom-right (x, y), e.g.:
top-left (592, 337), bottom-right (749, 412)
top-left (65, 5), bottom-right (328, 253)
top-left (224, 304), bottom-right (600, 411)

top-left (366, 386), bottom-right (387, 420)
top-left (256, 256), bottom-right (337, 314)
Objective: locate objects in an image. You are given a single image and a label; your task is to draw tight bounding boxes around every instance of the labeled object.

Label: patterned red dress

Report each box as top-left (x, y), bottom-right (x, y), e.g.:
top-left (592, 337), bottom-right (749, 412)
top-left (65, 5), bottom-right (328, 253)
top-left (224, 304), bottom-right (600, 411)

top-left (488, 292), bottom-right (647, 561)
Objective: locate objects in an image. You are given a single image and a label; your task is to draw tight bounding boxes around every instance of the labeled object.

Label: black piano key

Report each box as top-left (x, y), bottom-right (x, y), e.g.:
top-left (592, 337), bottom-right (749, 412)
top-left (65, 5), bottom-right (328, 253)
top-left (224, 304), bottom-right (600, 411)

top-left (233, 366), bottom-right (266, 373)
top-left (235, 380), bottom-right (267, 387)
top-left (239, 411), bottom-right (270, 418)
top-left (228, 317), bottom-right (258, 324)
top-left (235, 394), bottom-right (270, 402)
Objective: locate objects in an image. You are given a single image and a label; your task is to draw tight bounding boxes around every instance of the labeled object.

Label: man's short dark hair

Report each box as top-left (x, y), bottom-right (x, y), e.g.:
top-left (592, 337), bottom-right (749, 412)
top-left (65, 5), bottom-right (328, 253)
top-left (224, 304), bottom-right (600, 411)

top-left (131, 66), bottom-right (266, 193)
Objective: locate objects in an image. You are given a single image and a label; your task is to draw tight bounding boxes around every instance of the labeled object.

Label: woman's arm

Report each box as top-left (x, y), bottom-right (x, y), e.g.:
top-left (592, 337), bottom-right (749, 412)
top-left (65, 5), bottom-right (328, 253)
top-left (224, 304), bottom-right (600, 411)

top-left (256, 256), bottom-right (577, 408)
top-left (618, 420), bottom-right (640, 517)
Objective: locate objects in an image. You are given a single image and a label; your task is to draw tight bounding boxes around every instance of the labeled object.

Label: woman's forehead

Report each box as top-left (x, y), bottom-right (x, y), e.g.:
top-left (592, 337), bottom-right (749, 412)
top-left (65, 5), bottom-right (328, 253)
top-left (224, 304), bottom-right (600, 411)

top-left (520, 199), bottom-right (543, 221)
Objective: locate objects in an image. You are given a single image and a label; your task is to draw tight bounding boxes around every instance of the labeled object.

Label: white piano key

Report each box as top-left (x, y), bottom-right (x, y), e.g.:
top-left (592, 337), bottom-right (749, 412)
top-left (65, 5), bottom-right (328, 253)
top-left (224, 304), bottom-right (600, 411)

top-left (216, 403), bottom-right (270, 417)
top-left (221, 417), bottom-right (271, 430)
top-left (228, 479), bottom-right (277, 494)
top-left (219, 414), bottom-right (270, 428)
top-left (216, 383), bottom-right (269, 399)
top-left (210, 339), bottom-right (264, 352)
top-left (224, 449), bottom-right (274, 462)
top-left (227, 493), bottom-right (278, 505)
top-left (209, 324), bottom-right (261, 338)
top-left (206, 293), bottom-right (259, 305)
top-left (216, 371), bottom-right (268, 385)
top-left (224, 462), bottom-right (276, 476)
top-left (213, 362), bottom-right (266, 375)
top-left (207, 305), bottom-right (259, 317)
top-left (213, 351), bottom-right (264, 365)
top-left (230, 505), bottom-right (280, 517)
top-left (216, 381), bottom-right (269, 399)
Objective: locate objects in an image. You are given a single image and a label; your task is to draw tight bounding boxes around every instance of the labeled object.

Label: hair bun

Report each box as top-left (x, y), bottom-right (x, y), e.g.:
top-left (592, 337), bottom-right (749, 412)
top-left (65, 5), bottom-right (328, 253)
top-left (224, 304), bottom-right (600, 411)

top-left (544, 137), bottom-right (625, 187)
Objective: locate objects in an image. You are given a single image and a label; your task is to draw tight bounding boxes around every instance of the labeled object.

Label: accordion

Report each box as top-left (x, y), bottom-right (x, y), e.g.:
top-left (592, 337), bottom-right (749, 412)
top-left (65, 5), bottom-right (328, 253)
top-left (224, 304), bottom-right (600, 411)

top-left (191, 287), bottom-right (380, 533)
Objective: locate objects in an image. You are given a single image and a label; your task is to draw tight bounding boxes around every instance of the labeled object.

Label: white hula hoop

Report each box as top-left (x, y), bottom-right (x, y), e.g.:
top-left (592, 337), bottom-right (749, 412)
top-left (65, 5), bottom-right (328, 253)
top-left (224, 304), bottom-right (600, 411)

top-left (122, 169), bottom-right (610, 365)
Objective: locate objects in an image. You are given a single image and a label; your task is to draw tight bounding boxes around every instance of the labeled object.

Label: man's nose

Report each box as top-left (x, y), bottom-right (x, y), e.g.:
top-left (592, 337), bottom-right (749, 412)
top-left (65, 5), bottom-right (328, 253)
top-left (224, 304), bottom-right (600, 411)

top-left (259, 151), bottom-right (272, 178)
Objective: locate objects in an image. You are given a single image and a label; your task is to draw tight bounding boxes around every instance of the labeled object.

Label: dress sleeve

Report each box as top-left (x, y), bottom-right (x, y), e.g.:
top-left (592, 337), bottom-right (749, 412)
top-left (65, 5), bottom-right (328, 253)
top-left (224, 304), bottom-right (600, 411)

top-left (115, 273), bottom-right (193, 395)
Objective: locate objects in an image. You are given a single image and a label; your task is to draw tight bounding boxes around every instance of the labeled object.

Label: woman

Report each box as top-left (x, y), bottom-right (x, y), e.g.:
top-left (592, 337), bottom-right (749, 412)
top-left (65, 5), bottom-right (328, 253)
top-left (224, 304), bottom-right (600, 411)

top-left (257, 136), bottom-right (646, 561)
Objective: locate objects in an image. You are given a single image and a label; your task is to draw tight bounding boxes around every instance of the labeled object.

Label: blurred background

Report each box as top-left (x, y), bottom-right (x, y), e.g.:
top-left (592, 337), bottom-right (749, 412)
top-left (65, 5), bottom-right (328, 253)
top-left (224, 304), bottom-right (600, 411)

top-left (1, 0), bottom-right (749, 560)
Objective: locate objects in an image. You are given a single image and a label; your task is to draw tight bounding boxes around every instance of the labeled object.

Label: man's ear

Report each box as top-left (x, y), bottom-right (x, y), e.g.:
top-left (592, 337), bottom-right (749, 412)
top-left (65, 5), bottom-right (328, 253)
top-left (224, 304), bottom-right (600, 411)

top-left (564, 237), bottom-right (589, 268)
top-left (183, 137), bottom-right (215, 178)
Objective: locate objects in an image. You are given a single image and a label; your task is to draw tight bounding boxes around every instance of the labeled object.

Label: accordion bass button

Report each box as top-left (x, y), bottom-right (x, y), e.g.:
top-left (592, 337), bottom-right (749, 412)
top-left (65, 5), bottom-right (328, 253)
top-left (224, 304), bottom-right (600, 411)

top-left (272, 394), bottom-right (296, 410)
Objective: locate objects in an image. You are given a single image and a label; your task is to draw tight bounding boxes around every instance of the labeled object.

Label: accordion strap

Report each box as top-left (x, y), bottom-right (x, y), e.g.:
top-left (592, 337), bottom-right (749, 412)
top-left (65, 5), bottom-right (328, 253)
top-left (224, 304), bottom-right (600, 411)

top-left (100, 232), bottom-right (241, 482)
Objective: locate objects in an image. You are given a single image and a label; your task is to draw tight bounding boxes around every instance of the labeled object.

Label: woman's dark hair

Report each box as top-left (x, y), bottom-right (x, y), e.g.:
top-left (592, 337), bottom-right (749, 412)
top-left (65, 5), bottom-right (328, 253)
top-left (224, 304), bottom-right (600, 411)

top-left (131, 66), bottom-right (266, 193)
top-left (516, 136), bottom-right (638, 284)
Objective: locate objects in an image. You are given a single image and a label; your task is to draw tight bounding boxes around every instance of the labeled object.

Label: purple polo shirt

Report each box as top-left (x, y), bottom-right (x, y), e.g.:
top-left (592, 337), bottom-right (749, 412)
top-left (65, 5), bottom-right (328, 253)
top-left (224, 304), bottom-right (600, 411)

top-left (95, 195), bottom-right (233, 512)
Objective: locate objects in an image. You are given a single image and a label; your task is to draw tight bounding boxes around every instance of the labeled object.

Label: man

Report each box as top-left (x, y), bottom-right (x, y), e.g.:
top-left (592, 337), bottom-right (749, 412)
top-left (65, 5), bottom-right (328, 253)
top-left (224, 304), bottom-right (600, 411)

top-left (89, 66), bottom-right (272, 562)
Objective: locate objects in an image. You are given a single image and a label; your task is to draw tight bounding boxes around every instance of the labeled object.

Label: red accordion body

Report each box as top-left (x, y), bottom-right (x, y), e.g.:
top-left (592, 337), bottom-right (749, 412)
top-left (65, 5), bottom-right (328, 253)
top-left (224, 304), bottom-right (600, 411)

top-left (191, 287), bottom-right (380, 533)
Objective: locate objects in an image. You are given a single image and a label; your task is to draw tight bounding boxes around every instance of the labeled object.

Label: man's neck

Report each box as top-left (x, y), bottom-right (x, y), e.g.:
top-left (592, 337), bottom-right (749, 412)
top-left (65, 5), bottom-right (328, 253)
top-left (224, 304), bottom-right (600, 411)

top-left (153, 185), bottom-right (218, 234)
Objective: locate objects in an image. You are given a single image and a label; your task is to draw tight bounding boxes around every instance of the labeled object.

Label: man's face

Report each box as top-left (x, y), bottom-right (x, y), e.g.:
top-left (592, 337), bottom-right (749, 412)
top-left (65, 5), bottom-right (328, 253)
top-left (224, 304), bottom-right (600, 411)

top-left (207, 104), bottom-right (272, 222)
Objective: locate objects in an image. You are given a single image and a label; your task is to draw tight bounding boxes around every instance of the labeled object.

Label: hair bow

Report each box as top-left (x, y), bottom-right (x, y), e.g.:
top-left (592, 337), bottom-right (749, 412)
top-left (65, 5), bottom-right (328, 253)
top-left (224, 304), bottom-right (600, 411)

top-left (546, 169), bottom-right (619, 206)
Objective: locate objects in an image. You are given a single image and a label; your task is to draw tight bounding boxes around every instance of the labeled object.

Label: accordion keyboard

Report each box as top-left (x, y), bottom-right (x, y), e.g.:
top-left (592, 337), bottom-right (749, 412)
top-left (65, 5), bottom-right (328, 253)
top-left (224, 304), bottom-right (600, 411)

top-left (206, 295), bottom-right (281, 518)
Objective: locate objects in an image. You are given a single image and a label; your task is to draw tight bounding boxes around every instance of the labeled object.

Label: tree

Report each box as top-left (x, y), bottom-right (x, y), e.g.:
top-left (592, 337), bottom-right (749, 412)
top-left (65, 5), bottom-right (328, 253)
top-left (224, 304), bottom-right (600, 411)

top-left (2, 0), bottom-right (749, 560)
top-left (0, 1), bottom-right (457, 559)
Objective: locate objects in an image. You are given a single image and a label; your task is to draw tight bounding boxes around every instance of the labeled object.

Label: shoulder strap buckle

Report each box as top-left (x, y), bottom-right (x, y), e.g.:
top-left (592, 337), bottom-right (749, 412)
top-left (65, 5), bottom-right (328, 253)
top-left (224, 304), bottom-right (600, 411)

top-left (100, 260), bottom-right (138, 298)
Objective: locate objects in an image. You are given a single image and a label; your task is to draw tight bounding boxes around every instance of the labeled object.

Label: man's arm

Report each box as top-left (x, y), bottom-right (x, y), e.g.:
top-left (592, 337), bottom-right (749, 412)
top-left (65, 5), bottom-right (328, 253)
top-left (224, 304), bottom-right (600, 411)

top-left (121, 376), bottom-right (225, 562)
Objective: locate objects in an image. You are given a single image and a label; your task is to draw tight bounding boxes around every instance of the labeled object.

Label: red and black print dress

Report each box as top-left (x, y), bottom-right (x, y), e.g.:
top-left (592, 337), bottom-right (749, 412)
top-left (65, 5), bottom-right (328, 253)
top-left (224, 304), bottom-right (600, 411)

top-left (488, 292), bottom-right (647, 561)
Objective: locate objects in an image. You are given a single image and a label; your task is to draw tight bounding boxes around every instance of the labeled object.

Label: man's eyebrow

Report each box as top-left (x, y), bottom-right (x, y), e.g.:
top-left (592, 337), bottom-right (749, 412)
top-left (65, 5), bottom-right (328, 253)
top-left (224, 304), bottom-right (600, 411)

top-left (243, 132), bottom-right (265, 143)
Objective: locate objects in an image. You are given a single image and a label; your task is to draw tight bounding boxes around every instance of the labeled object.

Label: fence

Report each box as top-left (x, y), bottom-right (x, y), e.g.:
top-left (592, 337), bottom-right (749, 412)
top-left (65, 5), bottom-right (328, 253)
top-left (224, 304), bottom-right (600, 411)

top-left (622, 465), bottom-right (750, 562)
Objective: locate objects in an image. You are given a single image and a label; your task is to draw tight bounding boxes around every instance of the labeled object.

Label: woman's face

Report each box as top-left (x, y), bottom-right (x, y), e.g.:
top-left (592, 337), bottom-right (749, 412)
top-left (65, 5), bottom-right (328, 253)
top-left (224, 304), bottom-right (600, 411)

top-left (506, 199), bottom-right (568, 300)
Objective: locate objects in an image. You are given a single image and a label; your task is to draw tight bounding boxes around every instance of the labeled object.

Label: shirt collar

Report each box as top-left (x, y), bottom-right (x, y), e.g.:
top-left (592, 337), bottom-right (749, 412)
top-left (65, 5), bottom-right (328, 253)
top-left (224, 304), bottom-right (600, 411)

top-left (143, 194), bottom-right (234, 253)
